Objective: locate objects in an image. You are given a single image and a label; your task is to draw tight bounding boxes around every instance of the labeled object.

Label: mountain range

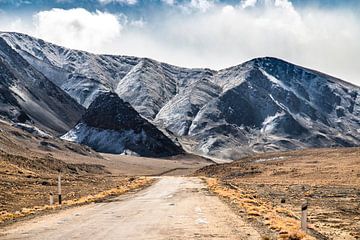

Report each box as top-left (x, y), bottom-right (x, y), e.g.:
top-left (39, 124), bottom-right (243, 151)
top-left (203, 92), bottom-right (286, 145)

top-left (0, 31), bottom-right (359, 160)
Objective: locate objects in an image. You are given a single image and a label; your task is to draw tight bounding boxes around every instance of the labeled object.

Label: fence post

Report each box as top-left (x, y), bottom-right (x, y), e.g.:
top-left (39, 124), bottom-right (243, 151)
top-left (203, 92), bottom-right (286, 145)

top-left (301, 201), bottom-right (308, 232)
top-left (49, 192), bottom-right (54, 206)
top-left (58, 174), bottom-right (62, 205)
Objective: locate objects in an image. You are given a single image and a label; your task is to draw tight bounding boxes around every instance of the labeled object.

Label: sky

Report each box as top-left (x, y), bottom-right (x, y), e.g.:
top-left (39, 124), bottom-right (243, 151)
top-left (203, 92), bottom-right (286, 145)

top-left (0, 0), bottom-right (359, 85)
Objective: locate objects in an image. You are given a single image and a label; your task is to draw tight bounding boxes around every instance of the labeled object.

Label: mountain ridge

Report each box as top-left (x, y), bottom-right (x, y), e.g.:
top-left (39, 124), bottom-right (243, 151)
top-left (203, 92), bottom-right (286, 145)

top-left (62, 92), bottom-right (184, 157)
top-left (0, 36), bottom-right (85, 134)
top-left (1, 31), bottom-right (359, 160)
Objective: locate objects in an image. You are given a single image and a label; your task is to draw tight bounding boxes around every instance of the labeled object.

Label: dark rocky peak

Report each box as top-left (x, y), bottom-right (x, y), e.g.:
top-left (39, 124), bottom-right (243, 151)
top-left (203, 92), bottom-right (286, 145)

top-left (83, 92), bottom-right (153, 132)
top-left (67, 92), bottom-right (184, 157)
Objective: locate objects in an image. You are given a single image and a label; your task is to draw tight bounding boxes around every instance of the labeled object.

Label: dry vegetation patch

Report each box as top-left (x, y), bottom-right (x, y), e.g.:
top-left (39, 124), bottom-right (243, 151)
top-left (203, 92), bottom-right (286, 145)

top-left (205, 177), bottom-right (312, 240)
top-left (0, 174), bottom-right (154, 225)
top-left (197, 148), bottom-right (360, 240)
top-left (0, 149), bottom-right (154, 225)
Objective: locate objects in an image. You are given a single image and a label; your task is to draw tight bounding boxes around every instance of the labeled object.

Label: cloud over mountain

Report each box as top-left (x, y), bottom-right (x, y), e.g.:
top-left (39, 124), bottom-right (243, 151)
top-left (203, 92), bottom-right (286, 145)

top-left (33, 8), bottom-right (122, 52)
top-left (0, 0), bottom-right (359, 85)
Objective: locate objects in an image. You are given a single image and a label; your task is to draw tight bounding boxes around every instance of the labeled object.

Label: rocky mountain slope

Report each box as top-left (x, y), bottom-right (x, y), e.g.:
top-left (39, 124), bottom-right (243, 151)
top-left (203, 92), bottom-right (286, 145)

top-left (62, 92), bottom-right (183, 157)
top-left (0, 37), bottom-right (85, 134)
top-left (1, 32), bottom-right (140, 108)
top-left (1, 32), bottom-right (360, 160)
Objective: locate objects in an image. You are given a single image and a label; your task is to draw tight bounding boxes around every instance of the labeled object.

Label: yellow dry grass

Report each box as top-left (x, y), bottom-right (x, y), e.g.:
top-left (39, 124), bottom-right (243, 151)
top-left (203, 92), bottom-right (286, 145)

top-left (204, 177), bottom-right (314, 240)
top-left (0, 177), bottom-right (153, 224)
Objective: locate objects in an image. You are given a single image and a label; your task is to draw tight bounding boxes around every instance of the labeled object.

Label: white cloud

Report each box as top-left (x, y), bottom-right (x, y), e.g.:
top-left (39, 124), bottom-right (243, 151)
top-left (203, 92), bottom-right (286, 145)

top-left (162, 0), bottom-right (176, 5)
top-left (129, 18), bottom-right (146, 28)
top-left (116, 0), bottom-right (359, 85)
top-left (188, 0), bottom-right (215, 12)
top-left (177, 0), bottom-right (215, 13)
top-left (32, 8), bottom-right (122, 53)
top-left (98, 0), bottom-right (137, 5)
top-left (274, 0), bottom-right (294, 9)
top-left (160, 0), bottom-right (215, 11)
top-left (241, 0), bottom-right (257, 8)
top-left (0, 1), bottom-right (359, 86)
top-left (0, 13), bottom-right (33, 33)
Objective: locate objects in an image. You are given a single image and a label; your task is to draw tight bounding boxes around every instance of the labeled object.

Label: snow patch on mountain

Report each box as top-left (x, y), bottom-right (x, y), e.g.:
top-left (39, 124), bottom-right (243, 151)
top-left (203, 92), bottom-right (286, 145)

top-left (61, 123), bottom-right (148, 154)
top-left (62, 92), bottom-right (184, 157)
top-left (261, 111), bottom-right (286, 134)
top-left (13, 123), bottom-right (52, 138)
top-left (2, 32), bottom-right (360, 160)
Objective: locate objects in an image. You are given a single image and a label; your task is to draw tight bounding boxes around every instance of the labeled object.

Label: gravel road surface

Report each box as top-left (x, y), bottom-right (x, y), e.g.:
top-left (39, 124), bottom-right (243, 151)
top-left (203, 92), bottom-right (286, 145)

top-left (0, 177), bottom-right (261, 240)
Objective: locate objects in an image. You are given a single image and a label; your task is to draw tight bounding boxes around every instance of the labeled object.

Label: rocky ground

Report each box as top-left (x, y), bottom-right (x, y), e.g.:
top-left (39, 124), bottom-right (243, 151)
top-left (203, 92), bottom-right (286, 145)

top-left (196, 148), bottom-right (360, 240)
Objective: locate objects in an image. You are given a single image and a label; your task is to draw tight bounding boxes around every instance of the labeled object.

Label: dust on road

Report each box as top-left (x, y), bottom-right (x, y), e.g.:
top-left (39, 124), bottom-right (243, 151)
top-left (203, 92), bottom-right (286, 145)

top-left (0, 177), bottom-right (261, 240)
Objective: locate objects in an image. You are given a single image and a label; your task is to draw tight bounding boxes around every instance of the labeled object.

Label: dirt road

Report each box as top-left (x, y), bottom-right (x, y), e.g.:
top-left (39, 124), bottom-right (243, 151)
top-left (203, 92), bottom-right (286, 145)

top-left (0, 177), bottom-right (261, 240)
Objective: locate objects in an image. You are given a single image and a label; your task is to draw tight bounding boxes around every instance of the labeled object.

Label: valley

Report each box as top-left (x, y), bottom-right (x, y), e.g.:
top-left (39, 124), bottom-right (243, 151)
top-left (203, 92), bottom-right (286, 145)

top-left (1, 141), bottom-right (359, 239)
top-left (0, 31), bottom-right (359, 240)
top-left (0, 120), bottom-right (210, 223)
top-left (0, 116), bottom-right (359, 239)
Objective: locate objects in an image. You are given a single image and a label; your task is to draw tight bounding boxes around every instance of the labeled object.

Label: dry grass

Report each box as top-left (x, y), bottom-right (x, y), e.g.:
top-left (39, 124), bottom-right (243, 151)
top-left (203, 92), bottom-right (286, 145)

top-left (0, 120), bottom-right (208, 228)
top-left (62, 177), bottom-right (152, 205)
top-left (0, 177), bottom-right (154, 224)
top-left (205, 177), bottom-right (315, 240)
top-left (198, 148), bottom-right (360, 240)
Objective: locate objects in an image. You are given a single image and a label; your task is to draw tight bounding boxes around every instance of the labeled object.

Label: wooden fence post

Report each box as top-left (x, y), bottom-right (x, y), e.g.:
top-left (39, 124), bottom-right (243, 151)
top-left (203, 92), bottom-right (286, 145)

top-left (301, 201), bottom-right (308, 232)
top-left (58, 174), bottom-right (62, 205)
top-left (49, 192), bottom-right (54, 206)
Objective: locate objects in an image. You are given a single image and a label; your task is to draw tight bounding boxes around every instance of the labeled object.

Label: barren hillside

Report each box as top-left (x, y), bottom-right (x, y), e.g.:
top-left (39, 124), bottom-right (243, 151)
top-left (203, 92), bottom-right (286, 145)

top-left (196, 148), bottom-right (360, 239)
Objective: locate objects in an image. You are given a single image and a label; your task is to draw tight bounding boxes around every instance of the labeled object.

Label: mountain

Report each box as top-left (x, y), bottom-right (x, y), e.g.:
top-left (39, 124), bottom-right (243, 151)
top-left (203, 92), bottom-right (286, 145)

top-left (182, 58), bottom-right (360, 159)
top-left (0, 36), bottom-right (85, 134)
top-left (0, 32), bottom-right (140, 108)
top-left (61, 92), bottom-right (184, 157)
top-left (1, 32), bottom-right (360, 160)
top-left (0, 32), bottom-right (216, 118)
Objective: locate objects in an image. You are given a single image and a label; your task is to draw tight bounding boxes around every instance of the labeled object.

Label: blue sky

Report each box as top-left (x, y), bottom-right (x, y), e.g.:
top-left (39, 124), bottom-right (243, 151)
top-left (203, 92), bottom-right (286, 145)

top-left (0, 0), bottom-right (359, 85)
top-left (1, 0), bottom-right (360, 17)
top-left (0, 0), bottom-right (360, 10)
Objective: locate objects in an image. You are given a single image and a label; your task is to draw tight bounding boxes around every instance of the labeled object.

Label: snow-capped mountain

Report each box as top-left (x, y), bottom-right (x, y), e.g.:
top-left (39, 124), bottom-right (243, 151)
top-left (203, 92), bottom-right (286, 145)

top-left (0, 32), bottom-right (140, 108)
top-left (183, 58), bottom-right (360, 159)
top-left (62, 92), bottom-right (184, 157)
top-left (0, 36), bottom-right (85, 134)
top-left (1, 32), bottom-right (360, 160)
top-left (0, 32), bottom-right (216, 119)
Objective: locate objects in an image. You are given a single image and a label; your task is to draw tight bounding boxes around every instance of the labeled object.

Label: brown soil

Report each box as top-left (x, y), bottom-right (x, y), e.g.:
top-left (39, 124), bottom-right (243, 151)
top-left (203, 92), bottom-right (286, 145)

top-left (0, 120), bottom-right (210, 177)
top-left (0, 148), bottom-right (152, 223)
top-left (100, 153), bottom-right (212, 176)
top-left (196, 148), bottom-right (360, 240)
top-left (0, 120), bottom-right (209, 226)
